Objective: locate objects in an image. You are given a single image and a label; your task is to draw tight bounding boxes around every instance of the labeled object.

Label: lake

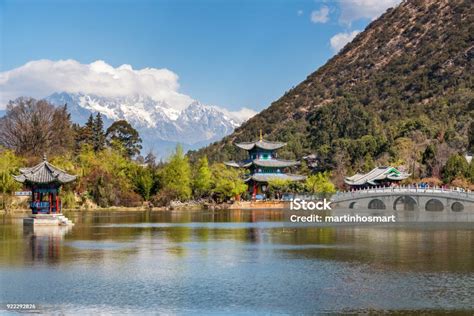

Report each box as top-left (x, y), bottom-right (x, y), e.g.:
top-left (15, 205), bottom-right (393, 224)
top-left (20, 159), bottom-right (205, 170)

top-left (0, 209), bottom-right (473, 314)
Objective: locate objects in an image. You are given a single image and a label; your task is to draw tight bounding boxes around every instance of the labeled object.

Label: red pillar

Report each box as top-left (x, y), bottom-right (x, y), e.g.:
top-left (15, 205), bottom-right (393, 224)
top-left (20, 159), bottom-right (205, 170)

top-left (49, 193), bottom-right (52, 214)
top-left (55, 195), bottom-right (59, 214)
top-left (31, 189), bottom-right (35, 214)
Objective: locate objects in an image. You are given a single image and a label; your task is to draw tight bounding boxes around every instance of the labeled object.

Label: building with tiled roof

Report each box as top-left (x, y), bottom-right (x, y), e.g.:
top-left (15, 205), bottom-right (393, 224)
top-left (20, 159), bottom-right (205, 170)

top-left (225, 133), bottom-right (305, 199)
top-left (14, 156), bottom-right (76, 215)
top-left (344, 166), bottom-right (410, 189)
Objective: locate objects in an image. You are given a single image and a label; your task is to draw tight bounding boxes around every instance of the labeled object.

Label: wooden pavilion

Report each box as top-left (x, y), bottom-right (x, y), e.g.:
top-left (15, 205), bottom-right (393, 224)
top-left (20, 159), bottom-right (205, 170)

top-left (14, 155), bottom-right (76, 225)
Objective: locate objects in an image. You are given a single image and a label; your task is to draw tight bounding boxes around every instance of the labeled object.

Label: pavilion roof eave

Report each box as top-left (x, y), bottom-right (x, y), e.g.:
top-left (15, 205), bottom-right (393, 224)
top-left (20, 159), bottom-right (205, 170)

top-left (252, 159), bottom-right (298, 168)
top-left (235, 139), bottom-right (286, 151)
top-left (225, 159), bottom-right (299, 168)
top-left (14, 160), bottom-right (77, 185)
top-left (247, 173), bottom-right (306, 183)
top-left (344, 166), bottom-right (410, 186)
top-left (224, 160), bottom-right (253, 168)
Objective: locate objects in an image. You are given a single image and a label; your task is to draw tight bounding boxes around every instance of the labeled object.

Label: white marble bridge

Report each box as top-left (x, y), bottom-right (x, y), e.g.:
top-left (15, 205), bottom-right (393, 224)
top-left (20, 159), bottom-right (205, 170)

top-left (331, 186), bottom-right (474, 212)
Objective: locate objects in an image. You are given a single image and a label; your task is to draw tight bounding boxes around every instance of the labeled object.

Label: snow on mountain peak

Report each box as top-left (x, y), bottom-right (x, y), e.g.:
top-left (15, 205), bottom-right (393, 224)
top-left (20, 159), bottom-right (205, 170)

top-left (46, 92), bottom-right (247, 155)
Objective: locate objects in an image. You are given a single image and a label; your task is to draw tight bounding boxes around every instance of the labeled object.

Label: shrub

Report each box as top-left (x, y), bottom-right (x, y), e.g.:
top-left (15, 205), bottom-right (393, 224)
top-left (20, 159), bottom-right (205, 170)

top-left (150, 188), bottom-right (178, 207)
top-left (61, 190), bottom-right (77, 209)
top-left (118, 191), bottom-right (143, 207)
top-left (442, 154), bottom-right (469, 183)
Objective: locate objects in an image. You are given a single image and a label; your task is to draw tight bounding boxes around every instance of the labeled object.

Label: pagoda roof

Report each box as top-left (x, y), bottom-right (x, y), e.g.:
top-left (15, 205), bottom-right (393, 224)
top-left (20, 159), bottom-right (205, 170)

top-left (224, 160), bottom-right (253, 168)
top-left (253, 159), bottom-right (298, 168)
top-left (225, 159), bottom-right (298, 168)
top-left (235, 139), bottom-right (286, 151)
top-left (14, 157), bottom-right (77, 185)
top-left (245, 173), bottom-right (306, 183)
top-left (344, 166), bottom-right (410, 186)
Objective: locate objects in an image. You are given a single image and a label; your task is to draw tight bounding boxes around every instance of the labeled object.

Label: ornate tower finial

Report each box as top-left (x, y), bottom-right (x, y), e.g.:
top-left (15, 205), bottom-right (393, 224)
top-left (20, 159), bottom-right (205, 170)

top-left (259, 129), bottom-right (263, 141)
top-left (43, 153), bottom-right (47, 161)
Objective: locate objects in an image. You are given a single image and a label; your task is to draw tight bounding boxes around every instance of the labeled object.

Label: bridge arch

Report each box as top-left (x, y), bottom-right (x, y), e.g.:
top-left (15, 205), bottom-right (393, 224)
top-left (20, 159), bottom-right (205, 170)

top-left (393, 196), bottom-right (417, 211)
top-left (349, 201), bottom-right (359, 209)
top-left (368, 199), bottom-right (386, 210)
top-left (451, 202), bottom-right (464, 212)
top-left (425, 199), bottom-right (444, 212)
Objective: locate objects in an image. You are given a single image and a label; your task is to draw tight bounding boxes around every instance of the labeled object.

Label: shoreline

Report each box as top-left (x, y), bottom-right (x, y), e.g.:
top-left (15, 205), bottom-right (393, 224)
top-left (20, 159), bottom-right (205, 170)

top-left (1, 200), bottom-right (291, 214)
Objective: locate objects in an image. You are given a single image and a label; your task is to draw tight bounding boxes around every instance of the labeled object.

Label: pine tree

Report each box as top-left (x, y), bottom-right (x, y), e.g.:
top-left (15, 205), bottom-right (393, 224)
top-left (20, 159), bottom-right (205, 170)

top-left (92, 113), bottom-right (106, 152)
top-left (76, 114), bottom-right (95, 150)
top-left (422, 144), bottom-right (437, 177)
top-left (85, 114), bottom-right (94, 132)
top-left (193, 156), bottom-right (212, 198)
top-left (105, 120), bottom-right (142, 158)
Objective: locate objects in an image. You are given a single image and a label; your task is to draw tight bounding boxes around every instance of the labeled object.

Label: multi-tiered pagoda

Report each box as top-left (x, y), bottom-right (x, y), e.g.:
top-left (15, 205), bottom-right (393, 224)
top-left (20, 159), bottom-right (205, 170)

top-left (225, 134), bottom-right (305, 199)
top-left (14, 156), bottom-right (76, 226)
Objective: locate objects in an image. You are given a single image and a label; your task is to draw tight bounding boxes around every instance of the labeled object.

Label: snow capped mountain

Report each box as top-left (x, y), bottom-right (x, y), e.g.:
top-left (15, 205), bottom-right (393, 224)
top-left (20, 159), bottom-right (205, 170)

top-left (46, 92), bottom-right (244, 156)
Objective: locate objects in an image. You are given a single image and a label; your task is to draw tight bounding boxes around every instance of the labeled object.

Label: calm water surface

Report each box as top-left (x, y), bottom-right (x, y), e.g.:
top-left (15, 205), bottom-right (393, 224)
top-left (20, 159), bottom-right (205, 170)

top-left (0, 209), bottom-right (473, 314)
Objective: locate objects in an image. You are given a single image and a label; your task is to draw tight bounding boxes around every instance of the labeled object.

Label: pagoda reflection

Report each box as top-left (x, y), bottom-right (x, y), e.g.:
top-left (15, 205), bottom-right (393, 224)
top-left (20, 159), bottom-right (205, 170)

top-left (23, 225), bottom-right (72, 263)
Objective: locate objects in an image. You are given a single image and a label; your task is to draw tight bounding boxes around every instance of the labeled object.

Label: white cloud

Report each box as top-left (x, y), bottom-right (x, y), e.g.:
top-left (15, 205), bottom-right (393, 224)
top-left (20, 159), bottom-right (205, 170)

top-left (223, 107), bottom-right (257, 122)
top-left (338, 0), bottom-right (401, 25)
top-left (297, 9), bottom-right (304, 16)
top-left (0, 59), bottom-right (256, 120)
top-left (330, 30), bottom-right (360, 52)
top-left (311, 6), bottom-right (330, 23)
top-left (0, 59), bottom-right (193, 110)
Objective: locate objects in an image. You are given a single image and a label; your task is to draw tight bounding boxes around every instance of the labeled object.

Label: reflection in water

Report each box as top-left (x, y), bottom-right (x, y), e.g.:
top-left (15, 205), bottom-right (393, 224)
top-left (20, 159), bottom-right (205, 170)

top-left (0, 210), bottom-right (473, 314)
top-left (23, 225), bottom-right (71, 264)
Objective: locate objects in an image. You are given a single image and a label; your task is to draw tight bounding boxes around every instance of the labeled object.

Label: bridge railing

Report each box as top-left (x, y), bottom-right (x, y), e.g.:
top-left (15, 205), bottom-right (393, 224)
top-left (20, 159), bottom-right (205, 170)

top-left (333, 185), bottom-right (473, 201)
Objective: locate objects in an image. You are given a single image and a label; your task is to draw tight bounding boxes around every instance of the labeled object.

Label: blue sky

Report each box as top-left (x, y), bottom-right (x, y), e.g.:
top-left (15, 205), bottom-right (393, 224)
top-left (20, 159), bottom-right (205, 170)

top-left (0, 0), bottom-right (400, 115)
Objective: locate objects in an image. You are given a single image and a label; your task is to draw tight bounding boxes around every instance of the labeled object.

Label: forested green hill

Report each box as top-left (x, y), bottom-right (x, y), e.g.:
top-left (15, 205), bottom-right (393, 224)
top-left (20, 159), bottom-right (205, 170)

top-left (191, 0), bottom-right (473, 185)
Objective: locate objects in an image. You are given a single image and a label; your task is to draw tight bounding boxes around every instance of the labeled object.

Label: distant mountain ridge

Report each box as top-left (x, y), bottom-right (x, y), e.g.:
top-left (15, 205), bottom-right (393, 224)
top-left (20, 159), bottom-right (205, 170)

top-left (46, 92), bottom-right (242, 156)
top-left (194, 0), bottom-right (473, 176)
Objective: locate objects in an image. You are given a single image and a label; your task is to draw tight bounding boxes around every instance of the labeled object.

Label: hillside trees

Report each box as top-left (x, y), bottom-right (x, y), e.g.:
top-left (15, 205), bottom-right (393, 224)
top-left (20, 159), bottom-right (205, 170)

top-left (75, 113), bottom-right (106, 152)
top-left (74, 146), bottom-right (143, 207)
top-left (0, 98), bottom-right (74, 156)
top-left (305, 172), bottom-right (336, 195)
top-left (132, 165), bottom-right (154, 201)
top-left (442, 154), bottom-right (469, 184)
top-left (106, 120), bottom-right (142, 158)
top-left (210, 163), bottom-right (247, 202)
top-left (0, 98), bottom-right (255, 209)
top-left (469, 159), bottom-right (474, 183)
top-left (92, 113), bottom-right (106, 152)
top-left (160, 145), bottom-right (192, 201)
top-left (193, 156), bottom-right (212, 198)
top-left (0, 149), bottom-right (23, 211)
top-left (469, 121), bottom-right (474, 153)
top-left (192, 0), bottom-right (472, 187)
top-left (267, 178), bottom-right (290, 199)
top-left (72, 113), bottom-right (108, 154)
